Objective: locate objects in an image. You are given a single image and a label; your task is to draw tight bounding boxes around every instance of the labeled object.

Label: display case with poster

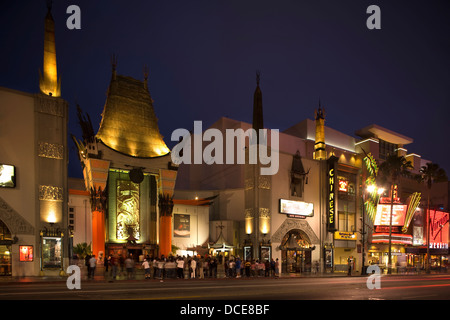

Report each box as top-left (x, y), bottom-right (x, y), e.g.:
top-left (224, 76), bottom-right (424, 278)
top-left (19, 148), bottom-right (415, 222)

top-left (173, 214), bottom-right (190, 238)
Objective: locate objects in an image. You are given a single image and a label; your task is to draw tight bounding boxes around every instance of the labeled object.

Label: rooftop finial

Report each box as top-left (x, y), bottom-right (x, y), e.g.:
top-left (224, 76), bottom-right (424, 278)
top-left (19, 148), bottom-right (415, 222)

top-left (315, 99), bottom-right (325, 120)
top-left (111, 53), bottom-right (117, 80)
top-left (143, 65), bottom-right (149, 89)
top-left (256, 70), bottom-right (261, 86)
top-left (39, 0), bottom-right (60, 97)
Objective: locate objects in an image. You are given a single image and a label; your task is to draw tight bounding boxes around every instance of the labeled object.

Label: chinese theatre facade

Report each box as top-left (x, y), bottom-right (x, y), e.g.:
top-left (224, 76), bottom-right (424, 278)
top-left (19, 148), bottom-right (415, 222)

top-left (73, 61), bottom-right (177, 262)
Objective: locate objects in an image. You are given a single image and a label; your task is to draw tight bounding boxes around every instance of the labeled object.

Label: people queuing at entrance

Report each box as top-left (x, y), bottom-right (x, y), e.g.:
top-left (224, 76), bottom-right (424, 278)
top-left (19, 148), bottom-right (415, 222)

top-left (98, 253), bottom-right (283, 280)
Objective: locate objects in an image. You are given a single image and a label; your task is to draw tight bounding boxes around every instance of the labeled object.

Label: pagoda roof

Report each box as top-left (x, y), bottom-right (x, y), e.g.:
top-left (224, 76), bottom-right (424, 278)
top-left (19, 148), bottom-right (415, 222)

top-left (96, 73), bottom-right (170, 158)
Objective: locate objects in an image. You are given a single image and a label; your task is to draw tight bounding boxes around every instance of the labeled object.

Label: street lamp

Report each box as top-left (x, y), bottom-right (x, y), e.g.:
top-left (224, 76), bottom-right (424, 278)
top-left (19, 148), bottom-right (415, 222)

top-left (362, 185), bottom-right (384, 275)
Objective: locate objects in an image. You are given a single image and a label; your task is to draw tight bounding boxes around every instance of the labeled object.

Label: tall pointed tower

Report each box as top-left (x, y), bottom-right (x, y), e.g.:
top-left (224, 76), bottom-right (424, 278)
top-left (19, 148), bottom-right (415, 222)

top-left (252, 71), bottom-right (264, 134)
top-left (39, 1), bottom-right (61, 97)
top-left (314, 101), bottom-right (326, 160)
top-left (244, 72), bottom-right (272, 261)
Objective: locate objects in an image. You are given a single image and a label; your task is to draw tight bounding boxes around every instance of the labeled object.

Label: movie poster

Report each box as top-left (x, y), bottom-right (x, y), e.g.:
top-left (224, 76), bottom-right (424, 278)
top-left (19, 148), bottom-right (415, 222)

top-left (174, 214), bottom-right (190, 238)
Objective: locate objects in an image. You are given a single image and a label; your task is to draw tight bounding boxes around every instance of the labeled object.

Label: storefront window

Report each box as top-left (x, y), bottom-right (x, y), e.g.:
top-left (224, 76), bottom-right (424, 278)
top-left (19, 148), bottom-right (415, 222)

top-left (42, 237), bottom-right (62, 269)
top-left (337, 171), bottom-right (356, 232)
top-left (0, 245), bottom-right (11, 276)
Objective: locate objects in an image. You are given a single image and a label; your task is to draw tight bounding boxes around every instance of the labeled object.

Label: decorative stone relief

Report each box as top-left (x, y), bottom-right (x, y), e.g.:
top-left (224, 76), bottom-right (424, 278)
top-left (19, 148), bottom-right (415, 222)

top-left (244, 208), bottom-right (254, 218)
top-left (39, 185), bottom-right (63, 201)
top-left (244, 178), bottom-right (254, 190)
top-left (0, 196), bottom-right (35, 235)
top-left (258, 176), bottom-right (271, 189)
top-left (259, 207), bottom-right (270, 218)
top-left (38, 142), bottom-right (64, 159)
top-left (271, 218), bottom-right (320, 244)
top-left (35, 95), bottom-right (65, 117)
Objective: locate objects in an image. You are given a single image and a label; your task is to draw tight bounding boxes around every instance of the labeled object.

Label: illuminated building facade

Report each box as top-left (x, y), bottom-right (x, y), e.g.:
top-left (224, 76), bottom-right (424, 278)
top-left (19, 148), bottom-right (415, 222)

top-left (356, 125), bottom-right (449, 271)
top-left (0, 3), bottom-right (69, 277)
top-left (72, 60), bottom-right (178, 262)
top-left (176, 79), bottom-right (449, 274)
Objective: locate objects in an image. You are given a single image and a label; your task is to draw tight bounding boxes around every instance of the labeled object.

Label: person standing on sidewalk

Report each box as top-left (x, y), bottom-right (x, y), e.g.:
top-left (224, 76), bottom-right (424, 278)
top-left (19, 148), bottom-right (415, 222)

top-left (105, 254), bottom-right (111, 273)
top-left (245, 259), bottom-right (251, 277)
top-left (142, 259), bottom-right (151, 279)
top-left (176, 256), bottom-right (185, 279)
top-left (347, 257), bottom-right (353, 276)
top-left (270, 258), bottom-right (276, 277)
top-left (190, 257), bottom-right (197, 279)
top-left (110, 254), bottom-right (118, 280)
top-left (275, 258), bottom-right (280, 278)
top-left (88, 254), bottom-right (97, 279)
top-left (157, 258), bottom-right (165, 280)
top-left (235, 257), bottom-right (241, 278)
top-left (314, 261), bottom-right (320, 275)
top-left (125, 255), bottom-right (134, 279)
top-left (264, 260), bottom-right (270, 277)
top-left (197, 256), bottom-right (202, 279)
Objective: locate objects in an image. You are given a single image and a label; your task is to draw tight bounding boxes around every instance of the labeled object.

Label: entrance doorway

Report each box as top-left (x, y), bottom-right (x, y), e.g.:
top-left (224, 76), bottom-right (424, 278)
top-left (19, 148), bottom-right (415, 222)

top-left (281, 229), bottom-right (312, 273)
top-left (0, 220), bottom-right (12, 276)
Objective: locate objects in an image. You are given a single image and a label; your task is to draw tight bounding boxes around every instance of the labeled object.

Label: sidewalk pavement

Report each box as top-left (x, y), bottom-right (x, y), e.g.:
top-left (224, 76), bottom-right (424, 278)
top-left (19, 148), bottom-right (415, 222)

top-left (0, 270), bottom-right (349, 284)
top-left (1, 268), bottom-right (446, 285)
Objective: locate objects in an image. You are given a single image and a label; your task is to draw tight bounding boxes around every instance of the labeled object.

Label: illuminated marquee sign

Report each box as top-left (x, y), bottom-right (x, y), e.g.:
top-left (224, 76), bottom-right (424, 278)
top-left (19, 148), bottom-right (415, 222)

top-left (372, 233), bottom-right (412, 245)
top-left (429, 210), bottom-right (449, 249)
top-left (374, 204), bottom-right (407, 226)
top-left (327, 156), bottom-right (338, 232)
top-left (279, 199), bottom-right (314, 218)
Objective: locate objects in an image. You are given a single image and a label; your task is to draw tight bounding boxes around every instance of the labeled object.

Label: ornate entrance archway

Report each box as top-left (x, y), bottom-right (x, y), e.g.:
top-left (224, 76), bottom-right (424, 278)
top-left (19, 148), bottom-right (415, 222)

top-left (0, 219), bottom-right (12, 275)
top-left (280, 229), bottom-right (312, 273)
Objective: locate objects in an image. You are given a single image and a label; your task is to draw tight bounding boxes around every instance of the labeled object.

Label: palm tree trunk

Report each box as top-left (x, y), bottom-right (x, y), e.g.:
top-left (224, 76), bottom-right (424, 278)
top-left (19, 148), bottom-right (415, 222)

top-left (426, 191), bottom-right (431, 274)
top-left (387, 184), bottom-right (394, 274)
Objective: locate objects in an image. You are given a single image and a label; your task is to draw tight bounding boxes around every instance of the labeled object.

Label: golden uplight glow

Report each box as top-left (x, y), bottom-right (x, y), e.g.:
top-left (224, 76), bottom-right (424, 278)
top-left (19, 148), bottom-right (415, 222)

top-left (245, 217), bottom-right (253, 235)
top-left (260, 217), bottom-right (270, 235)
top-left (40, 201), bottom-right (62, 224)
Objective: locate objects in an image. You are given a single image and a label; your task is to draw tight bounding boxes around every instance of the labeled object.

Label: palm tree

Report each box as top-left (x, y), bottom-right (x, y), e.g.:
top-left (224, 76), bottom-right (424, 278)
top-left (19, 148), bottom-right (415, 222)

top-left (73, 242), bottom-right (92, 261)
top-left (378, 154), bottom-right (413, 274)
top-left (416, 162), bottom-right (448, 273)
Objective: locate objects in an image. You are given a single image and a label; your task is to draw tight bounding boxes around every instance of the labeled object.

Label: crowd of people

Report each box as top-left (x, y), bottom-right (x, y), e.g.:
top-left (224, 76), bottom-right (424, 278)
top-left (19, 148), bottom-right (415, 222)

top-left (87, 253), bottom-right (280, 280)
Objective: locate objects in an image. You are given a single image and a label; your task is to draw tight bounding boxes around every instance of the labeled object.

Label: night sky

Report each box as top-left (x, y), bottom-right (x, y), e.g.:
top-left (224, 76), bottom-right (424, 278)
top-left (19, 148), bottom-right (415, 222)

top-left (1, 1), bottom-right (449, 179)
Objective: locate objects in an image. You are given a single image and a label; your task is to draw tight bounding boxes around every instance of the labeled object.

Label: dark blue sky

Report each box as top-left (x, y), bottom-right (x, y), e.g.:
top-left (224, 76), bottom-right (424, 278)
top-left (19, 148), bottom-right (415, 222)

top-left (1, 0), bottom-right (449, 178)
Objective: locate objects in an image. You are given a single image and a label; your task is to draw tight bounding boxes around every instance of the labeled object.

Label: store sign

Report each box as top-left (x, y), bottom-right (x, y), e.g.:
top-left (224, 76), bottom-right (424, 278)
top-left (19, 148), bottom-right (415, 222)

top-left (374, 204), bottom-right (407, 226)
top-left (334, 231), bottom-right (356, 240)
top-left (279, 199), bottom-right (313, 218)
top-left (327, 156), bottom-right (338, 232)
top-left (338, 179), bottom-right (348, 192)
top-left (428, 210), bottom-right (449, 249)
